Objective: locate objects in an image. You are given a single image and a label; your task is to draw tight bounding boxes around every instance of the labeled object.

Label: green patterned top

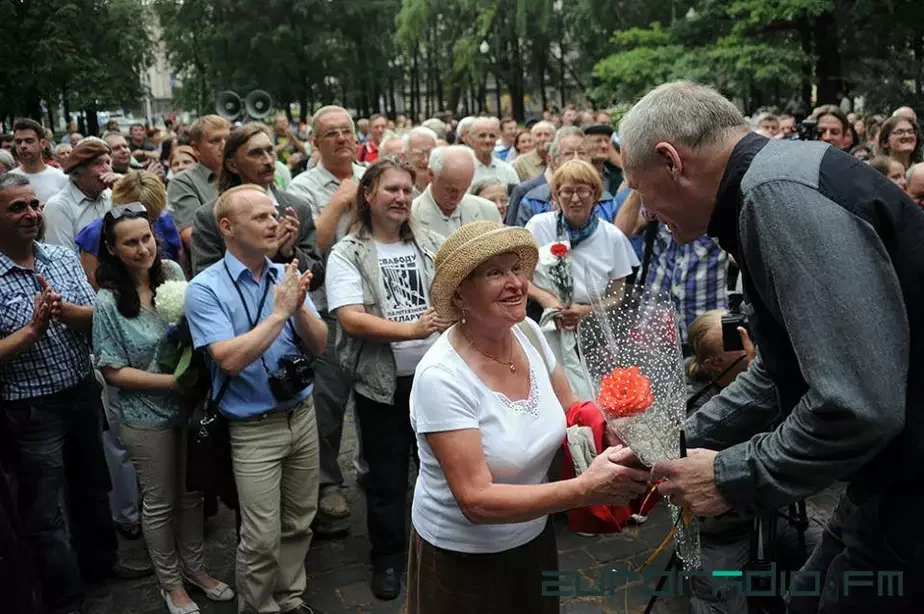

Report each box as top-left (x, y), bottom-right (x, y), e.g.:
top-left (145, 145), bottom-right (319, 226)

top-left (92, 260), bottom-right (186, 429)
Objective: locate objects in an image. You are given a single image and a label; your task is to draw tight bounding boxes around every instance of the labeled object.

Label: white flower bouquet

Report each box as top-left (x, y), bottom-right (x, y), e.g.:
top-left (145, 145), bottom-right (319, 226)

top-left (577, 281), bottom-right (700, 569)
top-left (155, 280), bottom-right (200, 389)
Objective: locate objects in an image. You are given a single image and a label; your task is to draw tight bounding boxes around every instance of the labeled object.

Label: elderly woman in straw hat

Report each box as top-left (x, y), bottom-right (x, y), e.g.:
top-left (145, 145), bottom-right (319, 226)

top-left (406, 220), bottom-right (650, 614)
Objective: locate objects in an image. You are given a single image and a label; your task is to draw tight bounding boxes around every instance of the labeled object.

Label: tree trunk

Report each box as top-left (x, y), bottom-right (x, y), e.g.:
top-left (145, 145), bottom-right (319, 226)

top-left (84, 104), bottom-right (99, 137)
top-left (799, 21), bottom-right (813, 114)
top-left (813, 10), bottom-right (843, 105)
top-left (62, 85), bottom-right (71, 129)
top-left (300, 92), bottom-right (309, 124)
top-left (510, 31), bottom-right (525, 121)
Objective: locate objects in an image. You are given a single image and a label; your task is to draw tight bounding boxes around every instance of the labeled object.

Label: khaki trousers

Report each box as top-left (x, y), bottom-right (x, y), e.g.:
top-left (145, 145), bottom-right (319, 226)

top-left (229, 396), bottom-right (320, 614)
top-left (121, 424), bottom-right (204, 590)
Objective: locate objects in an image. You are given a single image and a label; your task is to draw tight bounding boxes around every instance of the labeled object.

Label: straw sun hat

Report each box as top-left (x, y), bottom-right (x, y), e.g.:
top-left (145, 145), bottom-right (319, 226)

top-left (430, 220), bottom-right (539, 321)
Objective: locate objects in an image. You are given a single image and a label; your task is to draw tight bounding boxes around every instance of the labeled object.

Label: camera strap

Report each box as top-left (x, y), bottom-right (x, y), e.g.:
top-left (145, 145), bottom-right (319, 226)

top-left (686, 354), bottom-right (748, 411)
top-left (637, 220), bottom-right (660, 288)
top-left (223, 261), bottom-right (273, 375)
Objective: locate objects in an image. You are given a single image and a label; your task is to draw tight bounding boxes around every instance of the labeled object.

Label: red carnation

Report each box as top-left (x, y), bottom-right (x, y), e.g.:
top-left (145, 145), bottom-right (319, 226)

top-left (598, 366), bottom-right (655, 419)
top-left (550, 242), bottom-right (569, 258)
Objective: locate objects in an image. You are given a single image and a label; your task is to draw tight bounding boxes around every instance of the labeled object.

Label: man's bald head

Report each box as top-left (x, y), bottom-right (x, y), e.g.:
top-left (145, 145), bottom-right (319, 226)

top-left (906, 162), bottom-right (924, 208)
top-left (428, 146), bottom-right (477, 213)
top-left (214, 184), bottom-right (269, 224)
top-left (530, 121), bottom-right (556, 157)
top-left (894, 106), bottom-right (918, 122)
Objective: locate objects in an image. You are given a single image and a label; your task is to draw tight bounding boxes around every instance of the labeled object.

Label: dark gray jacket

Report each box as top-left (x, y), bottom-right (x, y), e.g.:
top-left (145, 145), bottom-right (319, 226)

top-left (687, 133), bottom-right (924, 518)
top-left (190, 187), bottom-right (324, 290)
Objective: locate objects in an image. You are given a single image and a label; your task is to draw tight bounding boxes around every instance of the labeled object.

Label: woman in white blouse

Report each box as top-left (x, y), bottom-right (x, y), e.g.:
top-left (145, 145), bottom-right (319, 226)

top-left (407, 220), bottom-right (649, 614)
top-left (526, 159), bottom-right (639, 399)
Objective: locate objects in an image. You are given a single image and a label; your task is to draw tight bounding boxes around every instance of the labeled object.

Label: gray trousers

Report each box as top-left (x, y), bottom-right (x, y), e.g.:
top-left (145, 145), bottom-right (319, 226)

top-left (690, 509), bottom-right (821, 614)
top-left (100, 384), bottom-right (140, 527)
top-left (121, 424), bottom-right (205, 590)
top-left (312, 312), bottom-right (354, 494)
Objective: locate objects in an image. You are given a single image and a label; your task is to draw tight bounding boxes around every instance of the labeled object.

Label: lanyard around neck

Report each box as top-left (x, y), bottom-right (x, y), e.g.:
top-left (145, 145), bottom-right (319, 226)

top-left (223, 261), bottom-right (272, 329)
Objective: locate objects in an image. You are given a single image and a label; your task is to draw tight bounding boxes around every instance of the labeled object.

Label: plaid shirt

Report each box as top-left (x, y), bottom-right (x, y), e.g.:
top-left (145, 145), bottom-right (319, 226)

top-left (645, 224), bottom-right (729, 343)
top-left (0, 243), bottom-right (95, 400)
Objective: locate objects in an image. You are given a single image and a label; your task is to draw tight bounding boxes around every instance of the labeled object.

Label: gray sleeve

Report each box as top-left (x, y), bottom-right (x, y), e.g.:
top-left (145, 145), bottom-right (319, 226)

top-left (167, 174), bottom-right (199, 230)
top-left (714, 181), bottom-right (909, 513)
top-left (506, 184), bottom-right (527, 225)
top-left (684, 353), bottom-right (780, 450)
top-left (291, 203), bottom-right (325, 290)
top-left (190, 203), bottom-right (224, 276)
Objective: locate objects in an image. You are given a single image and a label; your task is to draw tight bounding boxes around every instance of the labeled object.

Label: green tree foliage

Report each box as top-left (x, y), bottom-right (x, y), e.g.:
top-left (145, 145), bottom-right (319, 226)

top-left (593, 0), bottom-right (924, 114)
top-left (0, 0), bottom-right (151, 131)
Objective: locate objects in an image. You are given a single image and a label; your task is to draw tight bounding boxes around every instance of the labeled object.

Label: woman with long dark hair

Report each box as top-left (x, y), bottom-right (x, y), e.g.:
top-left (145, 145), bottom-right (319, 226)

top-left (325, 156), bottom-right (449, 600)
top-left (92, 205), bottom-right (233, 614)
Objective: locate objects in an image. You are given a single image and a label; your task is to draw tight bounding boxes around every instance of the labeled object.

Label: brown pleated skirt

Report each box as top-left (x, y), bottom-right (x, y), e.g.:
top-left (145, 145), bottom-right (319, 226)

top-left (405, 519), bottom-right (560, 614)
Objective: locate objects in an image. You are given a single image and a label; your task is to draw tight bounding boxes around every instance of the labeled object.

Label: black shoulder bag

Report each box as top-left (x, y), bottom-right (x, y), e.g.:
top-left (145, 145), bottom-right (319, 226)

top-left (185, 263), bottom-right (273, 504)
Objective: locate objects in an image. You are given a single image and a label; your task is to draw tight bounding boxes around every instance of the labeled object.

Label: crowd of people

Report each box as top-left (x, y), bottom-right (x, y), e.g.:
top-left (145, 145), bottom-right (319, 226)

top-left (0, 87), bottom-right (922, 614)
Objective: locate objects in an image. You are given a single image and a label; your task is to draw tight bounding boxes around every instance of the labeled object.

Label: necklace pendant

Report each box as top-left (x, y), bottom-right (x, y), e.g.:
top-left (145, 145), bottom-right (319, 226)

top-left (510, 364), bottom-right (516, 373)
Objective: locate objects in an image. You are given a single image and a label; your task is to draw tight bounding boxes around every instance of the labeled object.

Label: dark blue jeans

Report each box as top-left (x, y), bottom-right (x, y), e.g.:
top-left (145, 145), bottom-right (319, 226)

top-left (788, 489), bottom-right (923, 613)
top-left (8, 377), bottom-right (117, 609)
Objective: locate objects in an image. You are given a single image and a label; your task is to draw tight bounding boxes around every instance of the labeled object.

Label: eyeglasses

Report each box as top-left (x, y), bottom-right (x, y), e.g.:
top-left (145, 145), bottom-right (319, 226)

top-left (107, 202), bottom-right (148, 219)
top-left (320, 128), bottom-right (355, 140)
top-left (891, 129), bottom-right (916, 137)
top-left (557, 187), bottom-right (594, 200)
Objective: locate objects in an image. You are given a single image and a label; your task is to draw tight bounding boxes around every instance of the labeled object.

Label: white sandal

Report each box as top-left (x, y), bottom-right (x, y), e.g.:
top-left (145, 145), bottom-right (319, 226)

top-left (161, 589), bottom-right (200, 614)
top-left (183, 573), bottom-right (235, 602)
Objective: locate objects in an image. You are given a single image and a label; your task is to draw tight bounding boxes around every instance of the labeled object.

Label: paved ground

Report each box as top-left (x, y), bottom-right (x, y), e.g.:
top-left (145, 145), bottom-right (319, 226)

top-left (83, 407), bottom-right (840, 614)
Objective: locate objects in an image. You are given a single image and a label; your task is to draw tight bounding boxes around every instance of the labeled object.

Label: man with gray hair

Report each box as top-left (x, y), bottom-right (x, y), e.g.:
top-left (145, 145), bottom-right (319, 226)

top-left (420, 118), bottom-right (447, 141)
top-left (378, 133), bottom-right (405, 158)
top-left (405, 126), bottom-right (438, 196)
top-left (621, 81), bottom-right (924, 612)
top-left (470, 116), bottom-right (519, 185)
top-left (513, 120), bottom-right (555, 181)
top-left (411, 145), bottom-right (501, 238)
top-left (456, 116), bottom-right (476, 146)
top-left (0, 173), bottom-right (152, 612)
top-left (905, 161), bottom-right (924, 209)
top-left (288, 104), bottom-right (366, 536)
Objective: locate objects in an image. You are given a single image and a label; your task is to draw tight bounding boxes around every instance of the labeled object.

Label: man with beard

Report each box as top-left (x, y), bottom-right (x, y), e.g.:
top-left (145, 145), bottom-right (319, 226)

top-left (44, 138), bottom-right (119, 252)
top-left (190, 123), bottom-right (323, 283)
top-left (9, 118), bottom-right (68, 202)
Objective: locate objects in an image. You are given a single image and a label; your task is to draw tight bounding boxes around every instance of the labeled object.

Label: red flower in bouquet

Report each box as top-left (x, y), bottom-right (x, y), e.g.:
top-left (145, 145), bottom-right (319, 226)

top-left (598, 366), bottom-right (655, 419)
top-left (550, 242), bottom-right (569, 258)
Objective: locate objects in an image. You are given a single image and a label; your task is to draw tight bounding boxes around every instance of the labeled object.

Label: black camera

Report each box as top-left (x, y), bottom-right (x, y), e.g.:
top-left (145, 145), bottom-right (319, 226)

top-left (268, 354), bottom-right (315, 402)
top-left (797, 117), bottom-right (818, 141)
top-left (722, 293), bottom-right (751, 352)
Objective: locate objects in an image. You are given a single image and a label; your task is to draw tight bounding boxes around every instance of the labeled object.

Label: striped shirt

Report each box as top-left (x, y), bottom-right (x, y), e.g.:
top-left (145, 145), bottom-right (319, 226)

top-left (0, 243), bottom-right (95, 400)
top-left (645, 224), bottom-right (729, 343)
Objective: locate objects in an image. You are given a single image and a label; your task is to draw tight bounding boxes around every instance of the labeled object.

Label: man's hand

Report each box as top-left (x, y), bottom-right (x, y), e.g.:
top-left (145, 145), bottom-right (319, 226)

top-left (28, 290), bottom-right (55, 338)
top-left (332, 178), bottom-right (358, 210)
top-left (273, 261), bottom-right (302, 318)
top-left (651, 449), bottom-right (732, 516)
top-left (276, 207), bottom-right (300, 259)
top-left (100, 172), bottom-right (123, 188)
top-left (295, 262), bottom-right (313, 307)
top-left (144, 159), bottom-right (165, 181)
top-left (739, 327), bottom-right (756, 363)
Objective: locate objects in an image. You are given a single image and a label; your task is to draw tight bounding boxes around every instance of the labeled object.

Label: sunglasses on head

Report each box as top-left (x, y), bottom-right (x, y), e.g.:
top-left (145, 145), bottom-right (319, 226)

top-left (106, 202), bottom-right (148, 220)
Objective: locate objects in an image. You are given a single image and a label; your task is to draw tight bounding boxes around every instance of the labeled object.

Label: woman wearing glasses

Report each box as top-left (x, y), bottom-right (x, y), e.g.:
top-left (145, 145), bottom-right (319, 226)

top-left (76, 171), bottom-right (184, 288)
top-left (91, 203), bottom-right (233, 614)
top-left (525, 160), bottom-right (638, 400)
top-left (877, 115), bottom-right (922, 171)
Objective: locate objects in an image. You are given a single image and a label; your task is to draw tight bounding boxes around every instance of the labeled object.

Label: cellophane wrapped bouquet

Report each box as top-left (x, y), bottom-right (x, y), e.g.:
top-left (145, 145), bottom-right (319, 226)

top-left (577, 280), bottom-right (700, 569)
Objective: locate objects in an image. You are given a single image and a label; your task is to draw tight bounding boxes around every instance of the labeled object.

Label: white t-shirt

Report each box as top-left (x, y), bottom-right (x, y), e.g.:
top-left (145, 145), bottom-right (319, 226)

top-left (10, 165), bottom-right (69, 202)
top-left (409, 318), bottom-right (567, 553)
top-left (526, 211), bottom-right (640, 303)
top-left (326, 240), bottom-right (436, 376)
